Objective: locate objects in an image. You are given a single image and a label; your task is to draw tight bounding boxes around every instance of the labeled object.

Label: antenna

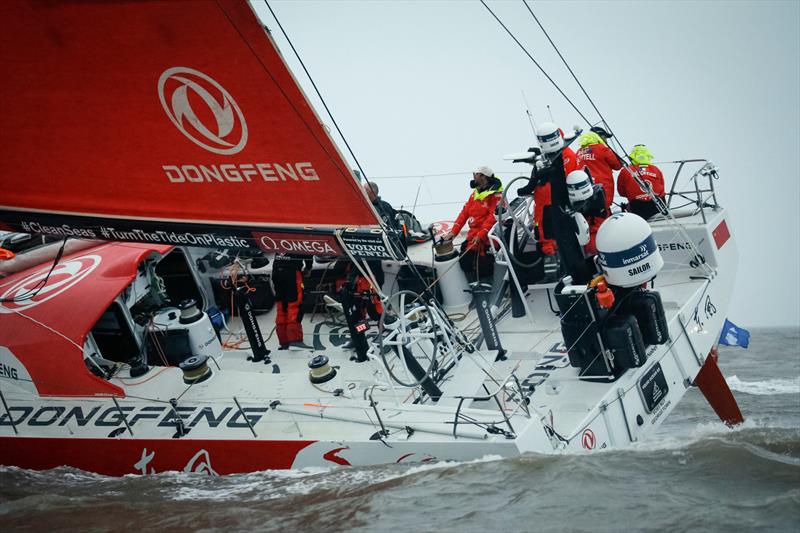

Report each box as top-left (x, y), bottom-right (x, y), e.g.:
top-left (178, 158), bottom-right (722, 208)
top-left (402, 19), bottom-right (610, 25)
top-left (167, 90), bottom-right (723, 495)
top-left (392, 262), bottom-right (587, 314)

top-left (411, 177), bottom-right (424, 217)
top-left (546, 104), bottom-right (555, 123)
top-left (522, 90), bottom-right (538, 135)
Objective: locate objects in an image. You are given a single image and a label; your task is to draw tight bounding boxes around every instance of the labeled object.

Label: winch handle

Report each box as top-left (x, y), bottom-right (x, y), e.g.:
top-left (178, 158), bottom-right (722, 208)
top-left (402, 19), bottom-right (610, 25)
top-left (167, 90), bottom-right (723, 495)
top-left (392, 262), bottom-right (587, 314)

top-left (428, 224), bottom-right (440, 246)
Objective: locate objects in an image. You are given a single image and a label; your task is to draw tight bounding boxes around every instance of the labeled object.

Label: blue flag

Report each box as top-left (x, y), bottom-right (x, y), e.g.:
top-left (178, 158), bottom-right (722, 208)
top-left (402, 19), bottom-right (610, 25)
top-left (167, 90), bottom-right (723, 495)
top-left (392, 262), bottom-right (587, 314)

top-left (719, 319), bottom-right (750, 348)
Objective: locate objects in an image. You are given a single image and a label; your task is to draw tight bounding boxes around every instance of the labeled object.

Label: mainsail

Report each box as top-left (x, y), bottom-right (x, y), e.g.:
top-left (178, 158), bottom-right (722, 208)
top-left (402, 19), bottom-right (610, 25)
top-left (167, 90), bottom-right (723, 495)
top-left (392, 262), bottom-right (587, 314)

top-left (0, 0), bottom-right (386, 257)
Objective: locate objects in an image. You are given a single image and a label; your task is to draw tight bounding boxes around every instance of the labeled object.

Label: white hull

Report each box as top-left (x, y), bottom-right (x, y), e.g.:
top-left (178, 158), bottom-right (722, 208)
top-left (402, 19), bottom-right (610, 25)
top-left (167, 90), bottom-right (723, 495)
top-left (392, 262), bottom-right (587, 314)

top-left (0, 208), bottom-right (737, 474)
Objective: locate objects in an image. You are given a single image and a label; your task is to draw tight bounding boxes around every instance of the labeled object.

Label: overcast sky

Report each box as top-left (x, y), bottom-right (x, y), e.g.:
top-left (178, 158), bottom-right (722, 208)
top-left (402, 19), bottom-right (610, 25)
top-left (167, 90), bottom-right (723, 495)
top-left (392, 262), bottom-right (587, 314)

top-left (253, 0), bottom-right (800, 328)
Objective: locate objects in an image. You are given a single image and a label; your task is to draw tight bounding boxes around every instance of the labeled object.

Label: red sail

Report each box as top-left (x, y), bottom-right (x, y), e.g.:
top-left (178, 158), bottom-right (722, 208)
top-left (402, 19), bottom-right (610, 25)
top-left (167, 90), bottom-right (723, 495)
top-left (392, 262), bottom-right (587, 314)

top-left (0, 0), bottom-right (381, 254)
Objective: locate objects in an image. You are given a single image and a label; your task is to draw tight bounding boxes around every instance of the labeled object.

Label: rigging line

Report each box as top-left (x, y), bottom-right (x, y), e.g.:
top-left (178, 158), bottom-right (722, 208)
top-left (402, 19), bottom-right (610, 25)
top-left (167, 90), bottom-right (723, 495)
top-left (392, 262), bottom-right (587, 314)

top-left (371, 170), bottom-right (524, 180)
top-left (263, 0), bottom-right (369, 182)
top-left (260, 2), bottom-right (411, 253)
top-left (0, 237), bottom-right (68, 303)
top-left (373, 171), bottom-right (472, 179)
top-left (523, 1), bottom-right (611, 132)
top-left (521, 3), bottom-right (713, 276)
top-left (414, 201), bottom-right (464, 207)
top-left (522, 0), bottom-right (636, 178)
top-left (10, 309), bottom-right (82, 351)
top-left (479, 0), bottom-right (592, 125)
top-left (213, 1), bottom-right (362, 199)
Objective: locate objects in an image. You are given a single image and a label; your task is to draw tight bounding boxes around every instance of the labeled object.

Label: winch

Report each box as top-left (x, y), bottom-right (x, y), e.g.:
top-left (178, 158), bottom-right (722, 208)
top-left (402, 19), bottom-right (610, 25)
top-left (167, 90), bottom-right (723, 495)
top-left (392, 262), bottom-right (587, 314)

top-left (179, 355), bottom-right (213, 384)
top-left (146, 299), bottom-right (222, 366)
top-left (433, 238), bottom-right (471, 314)
top-left (308, 355), bottom-right (336, 384)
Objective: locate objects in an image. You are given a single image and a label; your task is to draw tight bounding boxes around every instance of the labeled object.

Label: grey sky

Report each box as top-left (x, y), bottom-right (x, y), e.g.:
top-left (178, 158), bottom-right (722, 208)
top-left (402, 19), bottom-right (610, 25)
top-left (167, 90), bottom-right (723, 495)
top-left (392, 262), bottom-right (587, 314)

top-left (253, 1), bottom-right (800, 328)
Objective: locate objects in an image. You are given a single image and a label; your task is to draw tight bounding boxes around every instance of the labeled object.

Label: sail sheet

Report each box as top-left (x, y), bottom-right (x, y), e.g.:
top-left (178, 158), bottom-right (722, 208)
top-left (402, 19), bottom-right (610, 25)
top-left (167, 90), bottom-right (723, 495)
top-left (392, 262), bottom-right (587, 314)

top-left (0, 0), bottom-right (385, 256)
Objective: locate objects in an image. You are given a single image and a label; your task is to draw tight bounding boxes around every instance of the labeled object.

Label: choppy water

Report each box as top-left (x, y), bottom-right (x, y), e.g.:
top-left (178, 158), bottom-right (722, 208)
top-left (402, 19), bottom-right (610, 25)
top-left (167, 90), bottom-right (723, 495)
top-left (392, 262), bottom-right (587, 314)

top-left (2, 328), bottom-right (798, 532)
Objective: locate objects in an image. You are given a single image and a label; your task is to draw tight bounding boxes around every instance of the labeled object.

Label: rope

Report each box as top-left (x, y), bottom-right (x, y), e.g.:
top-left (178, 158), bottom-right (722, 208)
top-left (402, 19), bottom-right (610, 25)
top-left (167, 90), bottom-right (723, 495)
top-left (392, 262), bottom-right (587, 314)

top-left (212, 1), bottom-right (363, 199)
top-left (262, 0), bottom-right (369, 182)
top-left (523, 1), bottom-right (610, 134)
top-left (145, 317), bottom-right (172, 367)
top-left (479, 0), bottom-right (593, 125)
top-left (8, 309), bottom-right (83, 352)
top-left (0, 237), bottom-right (69, 303)
top-left (516, 3), bottom-right (714, 278)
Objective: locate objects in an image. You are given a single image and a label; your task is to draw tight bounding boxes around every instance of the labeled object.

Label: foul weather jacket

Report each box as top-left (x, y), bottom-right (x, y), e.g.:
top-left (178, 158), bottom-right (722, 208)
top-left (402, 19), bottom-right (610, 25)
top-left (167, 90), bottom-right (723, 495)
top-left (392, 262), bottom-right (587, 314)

top-left (451, 177), bottom-right (503, 254)
top-left (617, 164), bottom-right (665, 202)
top-left (272, 254), bottom-right (310, 347)
top-left (372, 197), bottom-right (400, 233)
top-left (576, 140), bottom-right (622, 210)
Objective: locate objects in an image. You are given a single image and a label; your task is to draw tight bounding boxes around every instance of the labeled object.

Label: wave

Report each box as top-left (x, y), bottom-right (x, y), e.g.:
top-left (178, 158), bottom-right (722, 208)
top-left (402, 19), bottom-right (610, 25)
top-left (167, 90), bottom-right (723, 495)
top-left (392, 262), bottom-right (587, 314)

top-left (168, 454), bottom-right (504, 502)
top-left (727, 375), bottom-right (800, 395)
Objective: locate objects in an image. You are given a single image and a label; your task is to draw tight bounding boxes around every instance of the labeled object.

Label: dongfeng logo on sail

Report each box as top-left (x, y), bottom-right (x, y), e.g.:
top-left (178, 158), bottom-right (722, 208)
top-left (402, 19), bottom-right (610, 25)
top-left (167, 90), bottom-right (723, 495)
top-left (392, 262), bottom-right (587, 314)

top-left (158, 66), bottom-right (248, 155)
top-left (157, 67), bottom-right (318, 184)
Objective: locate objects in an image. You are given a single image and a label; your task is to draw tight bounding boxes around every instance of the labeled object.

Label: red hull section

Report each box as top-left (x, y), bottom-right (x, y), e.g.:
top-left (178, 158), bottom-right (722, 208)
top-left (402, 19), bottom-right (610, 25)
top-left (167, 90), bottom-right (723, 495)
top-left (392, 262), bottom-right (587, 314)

top-left (0, 436), bottom-right (316, 476)
top-left (0, 243), bottom-right (171, 397)
top-left (695, 354), bottom-right (744, 427)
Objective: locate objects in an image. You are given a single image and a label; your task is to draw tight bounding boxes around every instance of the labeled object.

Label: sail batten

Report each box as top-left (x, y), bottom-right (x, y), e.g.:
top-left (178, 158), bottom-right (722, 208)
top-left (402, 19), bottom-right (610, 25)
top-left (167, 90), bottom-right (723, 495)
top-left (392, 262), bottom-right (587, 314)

top-left (0, 0), bottom-right (382, 255)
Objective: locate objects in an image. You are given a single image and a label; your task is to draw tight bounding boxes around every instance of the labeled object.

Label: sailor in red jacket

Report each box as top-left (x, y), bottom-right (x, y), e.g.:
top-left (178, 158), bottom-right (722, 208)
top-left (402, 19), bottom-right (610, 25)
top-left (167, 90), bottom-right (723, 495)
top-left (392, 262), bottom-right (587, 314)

top-left (443, 166), bottom-right (503, 282)
top-left (617, 144), bottom-right (665, 220)
top-left (272, 253), bottom-right (311, 349)
top-left (575, 127), bottom-right (622, 255)
top-left (575, 126), bottom-right (622, 211)
top-left (530, 123), bottom-right (579, 255)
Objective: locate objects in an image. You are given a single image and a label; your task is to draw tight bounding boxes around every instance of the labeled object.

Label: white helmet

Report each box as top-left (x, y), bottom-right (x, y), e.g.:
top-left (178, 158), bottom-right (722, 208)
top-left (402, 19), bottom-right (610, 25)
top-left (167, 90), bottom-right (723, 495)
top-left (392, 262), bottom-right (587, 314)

top-left (572, 212), bottom-right (590, 246)
top-left (536, 122), bottom-right (563, 154)
top-left (596, 212), bottom-right (664, 288)
top-left (566, 169), bottom-right (593, 204)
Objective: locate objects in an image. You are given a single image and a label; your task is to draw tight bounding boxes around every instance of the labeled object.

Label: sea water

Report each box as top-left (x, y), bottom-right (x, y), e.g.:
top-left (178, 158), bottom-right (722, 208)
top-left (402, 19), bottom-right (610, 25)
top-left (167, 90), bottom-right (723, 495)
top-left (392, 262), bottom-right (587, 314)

top-left (1, 328), bottom-right (798, 532)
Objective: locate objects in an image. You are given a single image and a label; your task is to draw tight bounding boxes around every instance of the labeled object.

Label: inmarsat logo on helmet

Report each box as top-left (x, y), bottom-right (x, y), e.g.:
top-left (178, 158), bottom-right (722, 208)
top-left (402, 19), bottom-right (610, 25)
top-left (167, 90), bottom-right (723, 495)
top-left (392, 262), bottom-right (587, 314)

top-left (158, 67), bottom-right (248, 155)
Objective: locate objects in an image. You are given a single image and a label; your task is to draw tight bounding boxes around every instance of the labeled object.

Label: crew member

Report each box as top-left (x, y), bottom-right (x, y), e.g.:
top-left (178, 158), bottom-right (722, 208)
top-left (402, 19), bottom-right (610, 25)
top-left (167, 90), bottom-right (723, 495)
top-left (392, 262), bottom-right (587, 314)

top-left (362, 181), bottom-right (402, 289)
top-left (575, 126), bottom-right (623, 255)
top-left (443, 166), bottom-right (503, 282)
top-left (364, 181), bottom-right (400, 237)
top-left (531, 124), bottom-right (579, 256)
top-left (338, 263), bottom-right (383, 362)
top-left (575, 126), bottom-right (622, 212)
top-left (271, 253), bottom-right (311, 349)
top-left (617, 144), bottom-right (665, 220)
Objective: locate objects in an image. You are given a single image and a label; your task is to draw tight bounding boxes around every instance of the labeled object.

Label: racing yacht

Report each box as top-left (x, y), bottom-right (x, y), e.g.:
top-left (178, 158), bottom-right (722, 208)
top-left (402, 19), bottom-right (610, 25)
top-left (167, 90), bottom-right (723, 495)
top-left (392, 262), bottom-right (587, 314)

top-left (0, 0), bottom-right (741, 475)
